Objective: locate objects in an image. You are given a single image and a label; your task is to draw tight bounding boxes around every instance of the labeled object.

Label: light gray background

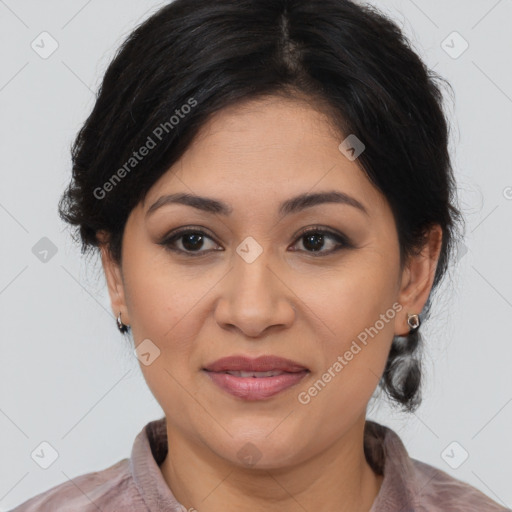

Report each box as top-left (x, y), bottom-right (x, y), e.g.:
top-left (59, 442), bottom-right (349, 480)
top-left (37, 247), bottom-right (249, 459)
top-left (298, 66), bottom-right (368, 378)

top-left (1, 0), bottom-right (511, 509)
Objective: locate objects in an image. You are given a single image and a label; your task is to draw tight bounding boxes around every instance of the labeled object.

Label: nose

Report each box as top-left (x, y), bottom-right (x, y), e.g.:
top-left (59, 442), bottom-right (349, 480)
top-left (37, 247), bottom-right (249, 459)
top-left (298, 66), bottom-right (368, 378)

top-left (213, 247), bottom-right (296, 338)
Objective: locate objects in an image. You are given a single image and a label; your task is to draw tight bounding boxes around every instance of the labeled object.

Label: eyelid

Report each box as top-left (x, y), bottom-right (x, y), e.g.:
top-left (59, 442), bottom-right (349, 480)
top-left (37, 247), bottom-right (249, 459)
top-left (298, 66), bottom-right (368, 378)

top-left (162, 225), bottom-right (217, 240)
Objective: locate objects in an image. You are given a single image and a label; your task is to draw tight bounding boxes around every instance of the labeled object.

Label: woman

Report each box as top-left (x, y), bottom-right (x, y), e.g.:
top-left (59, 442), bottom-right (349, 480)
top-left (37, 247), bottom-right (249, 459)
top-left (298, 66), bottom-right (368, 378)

top-left (11, 0), bottom-right (510, 510)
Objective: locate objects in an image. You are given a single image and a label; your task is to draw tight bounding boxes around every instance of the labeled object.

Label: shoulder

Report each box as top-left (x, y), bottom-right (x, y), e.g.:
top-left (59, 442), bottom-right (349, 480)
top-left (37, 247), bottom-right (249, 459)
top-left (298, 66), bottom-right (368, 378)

top-left (409, 457), bottom-right (510, 512)
top-left (365, 421), bottom-right (510, 512)
top-left (9, 458), bottom-right (146, 511)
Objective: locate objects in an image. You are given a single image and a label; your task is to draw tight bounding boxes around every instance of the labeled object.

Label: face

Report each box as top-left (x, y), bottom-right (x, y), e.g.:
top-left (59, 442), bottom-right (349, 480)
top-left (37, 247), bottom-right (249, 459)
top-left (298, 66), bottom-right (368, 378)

top-left (101, 95), bottom-right (441, 469)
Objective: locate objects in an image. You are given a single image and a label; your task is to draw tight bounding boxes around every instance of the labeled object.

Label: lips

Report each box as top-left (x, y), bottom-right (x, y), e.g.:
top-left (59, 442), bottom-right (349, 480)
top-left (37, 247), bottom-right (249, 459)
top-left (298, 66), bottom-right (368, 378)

top-left (203, 355), bottom-right (309, 374)
top-left (202, 355), bottom-right (309, 400)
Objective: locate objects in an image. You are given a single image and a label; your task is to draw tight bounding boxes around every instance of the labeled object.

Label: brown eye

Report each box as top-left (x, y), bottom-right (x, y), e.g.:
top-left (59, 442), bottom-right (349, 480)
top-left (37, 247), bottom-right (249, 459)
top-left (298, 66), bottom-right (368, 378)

top-left (291, 228), bottom-right (351, 256)
top-left (160, 229), bottom-right (221, 256)
top-left (180, 232), bottom-right (206, 251)
top-left (159, 226), bottom-right (351, 257)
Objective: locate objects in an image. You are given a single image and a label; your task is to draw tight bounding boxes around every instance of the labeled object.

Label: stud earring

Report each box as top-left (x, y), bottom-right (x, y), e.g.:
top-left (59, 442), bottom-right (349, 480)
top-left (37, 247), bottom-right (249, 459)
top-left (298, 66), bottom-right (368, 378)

top-left (406, 313), bottom-right (421, 333)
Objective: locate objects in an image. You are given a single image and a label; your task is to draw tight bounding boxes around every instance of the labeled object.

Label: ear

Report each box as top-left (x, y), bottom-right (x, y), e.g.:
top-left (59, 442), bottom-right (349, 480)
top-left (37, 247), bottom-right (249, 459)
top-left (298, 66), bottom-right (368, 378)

top-left (395, 224), bottom-right (443, 336)
top-left (97, 230), bottom-right (131, 326)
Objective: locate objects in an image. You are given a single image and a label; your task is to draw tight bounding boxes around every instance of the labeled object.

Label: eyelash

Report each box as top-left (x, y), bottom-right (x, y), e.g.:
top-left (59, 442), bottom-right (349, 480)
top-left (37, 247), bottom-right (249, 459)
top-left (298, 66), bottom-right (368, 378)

top-left (159, 225), bottom-right (352, 258)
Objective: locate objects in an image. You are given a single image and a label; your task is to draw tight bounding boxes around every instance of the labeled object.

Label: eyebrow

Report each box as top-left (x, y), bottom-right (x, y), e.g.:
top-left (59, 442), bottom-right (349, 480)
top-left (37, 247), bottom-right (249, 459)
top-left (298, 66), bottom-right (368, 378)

top-left (145, 190), bottom-right (369, 218)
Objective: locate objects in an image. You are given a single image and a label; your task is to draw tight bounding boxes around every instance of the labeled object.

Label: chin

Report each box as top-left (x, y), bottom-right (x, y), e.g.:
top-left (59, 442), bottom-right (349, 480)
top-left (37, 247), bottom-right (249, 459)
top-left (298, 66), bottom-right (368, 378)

top-left (211, 434), bottom-right (303, 470)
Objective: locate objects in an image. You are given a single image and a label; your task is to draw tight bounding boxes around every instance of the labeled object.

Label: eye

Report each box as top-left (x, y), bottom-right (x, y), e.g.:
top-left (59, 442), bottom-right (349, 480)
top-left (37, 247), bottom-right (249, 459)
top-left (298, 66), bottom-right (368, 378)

top-left (159, 227), bottom-right (221, 256)
top-left (159, 226), bottom-right (351, 257)
top-left (290, 227), bottom-right (350, 256)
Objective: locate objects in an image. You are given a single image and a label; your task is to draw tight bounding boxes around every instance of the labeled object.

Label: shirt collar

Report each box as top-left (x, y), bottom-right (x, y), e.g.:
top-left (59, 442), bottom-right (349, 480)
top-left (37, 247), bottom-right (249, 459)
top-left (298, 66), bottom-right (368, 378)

top-left (130, 416), bottom-right (184, 511)
top-left (130, 416), bottom-right (419, 511)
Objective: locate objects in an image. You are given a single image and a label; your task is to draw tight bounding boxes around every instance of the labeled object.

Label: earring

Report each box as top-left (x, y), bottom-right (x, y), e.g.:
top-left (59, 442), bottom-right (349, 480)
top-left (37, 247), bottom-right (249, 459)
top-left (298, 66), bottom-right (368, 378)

top-left (116, 311), bottom-right (129, 333)
top-left (407, 313), bottom-right (421, 333)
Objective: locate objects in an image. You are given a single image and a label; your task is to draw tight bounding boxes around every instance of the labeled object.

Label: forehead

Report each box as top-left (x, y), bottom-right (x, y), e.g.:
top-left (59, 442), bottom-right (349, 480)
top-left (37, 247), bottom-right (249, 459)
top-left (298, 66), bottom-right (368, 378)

top-left (142, 96), bottom-right (388, 218)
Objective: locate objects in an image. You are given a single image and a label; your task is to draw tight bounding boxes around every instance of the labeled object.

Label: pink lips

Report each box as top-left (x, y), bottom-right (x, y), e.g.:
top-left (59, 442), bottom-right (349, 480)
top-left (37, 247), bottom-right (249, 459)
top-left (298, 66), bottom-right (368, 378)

top-left (202, 355), bottom-right (309, 400)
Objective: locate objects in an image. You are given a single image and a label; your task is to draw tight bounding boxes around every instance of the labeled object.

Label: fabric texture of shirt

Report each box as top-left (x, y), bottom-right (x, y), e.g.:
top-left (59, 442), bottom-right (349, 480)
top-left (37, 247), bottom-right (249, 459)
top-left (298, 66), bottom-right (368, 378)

top-left (10, 416), bottom-right (510, 511)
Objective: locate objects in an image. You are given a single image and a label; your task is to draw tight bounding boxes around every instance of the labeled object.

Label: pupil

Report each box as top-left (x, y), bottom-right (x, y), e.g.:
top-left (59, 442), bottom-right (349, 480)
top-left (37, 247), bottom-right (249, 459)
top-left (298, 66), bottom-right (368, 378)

top-left (304, 233), bottom-right (324, 252)
top-left (182, 233), bottom-right (203, 251)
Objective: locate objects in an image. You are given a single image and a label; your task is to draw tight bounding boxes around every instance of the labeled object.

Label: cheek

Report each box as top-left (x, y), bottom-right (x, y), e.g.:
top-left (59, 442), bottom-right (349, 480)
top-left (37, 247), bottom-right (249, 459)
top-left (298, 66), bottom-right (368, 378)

top-left (295, 250), bottom-right (399, 340)
top-left (295, 251), bottom-right (400, 396)
top-left (121, 238), bottom-right (206, 341)
top-left (121, 249), bottom-right (211, 415)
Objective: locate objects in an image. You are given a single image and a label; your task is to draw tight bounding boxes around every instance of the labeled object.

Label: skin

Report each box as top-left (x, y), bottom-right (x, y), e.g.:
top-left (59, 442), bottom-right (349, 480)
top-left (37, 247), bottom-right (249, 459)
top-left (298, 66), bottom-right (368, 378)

top-left (99, 95), bottom-right (442, 512)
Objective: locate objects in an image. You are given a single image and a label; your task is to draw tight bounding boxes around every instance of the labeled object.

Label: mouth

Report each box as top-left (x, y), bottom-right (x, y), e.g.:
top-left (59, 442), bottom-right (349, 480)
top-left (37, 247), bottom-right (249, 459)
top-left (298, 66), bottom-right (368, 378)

top-left (202, 355), bottom-right (310, 400)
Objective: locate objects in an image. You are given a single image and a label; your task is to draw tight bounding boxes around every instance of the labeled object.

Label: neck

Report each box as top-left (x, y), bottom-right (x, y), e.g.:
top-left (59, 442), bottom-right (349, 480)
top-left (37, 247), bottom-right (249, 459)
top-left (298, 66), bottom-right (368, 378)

top-left (159, 414), bottom-right (383, 512)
